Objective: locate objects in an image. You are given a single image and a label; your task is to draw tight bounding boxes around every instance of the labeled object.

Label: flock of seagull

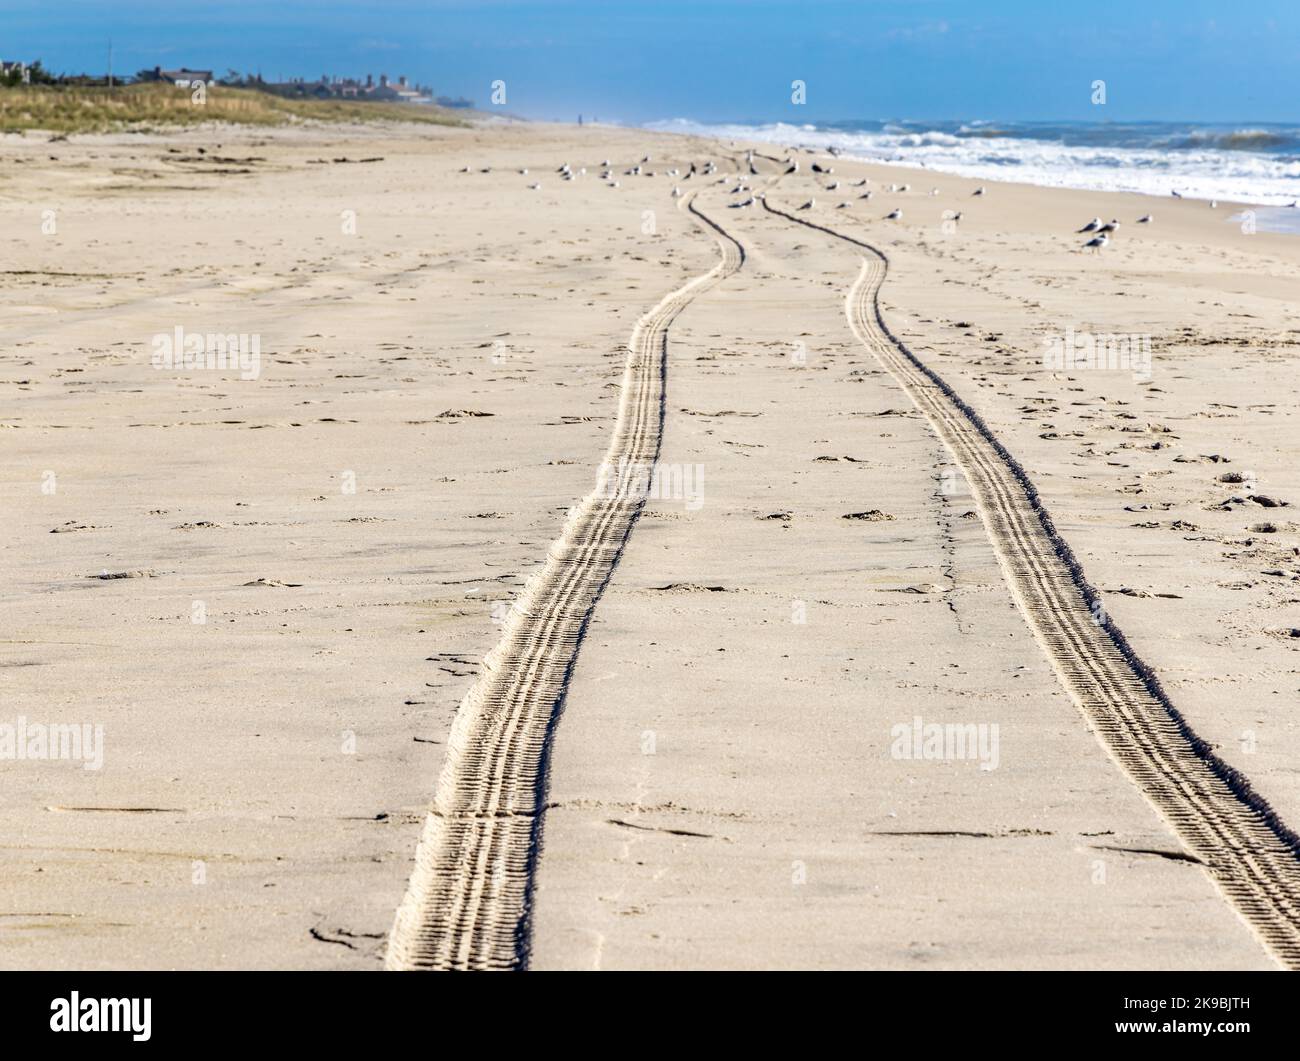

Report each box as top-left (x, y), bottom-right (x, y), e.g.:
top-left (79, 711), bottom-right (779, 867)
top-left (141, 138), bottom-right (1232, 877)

top-left (486, 144), bottom-right (992, 230)
top-left (479, 144), bottom-right (1254, 253)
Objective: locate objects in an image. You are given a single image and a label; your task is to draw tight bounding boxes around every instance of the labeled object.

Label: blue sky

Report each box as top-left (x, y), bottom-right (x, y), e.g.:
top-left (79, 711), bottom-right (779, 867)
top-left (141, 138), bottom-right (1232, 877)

top-left (5, 0), bottom-right (1298, 123)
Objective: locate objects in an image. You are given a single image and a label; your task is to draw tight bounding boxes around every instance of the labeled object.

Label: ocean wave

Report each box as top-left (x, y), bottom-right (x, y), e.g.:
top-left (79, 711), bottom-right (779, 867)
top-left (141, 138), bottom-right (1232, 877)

top-left (644, 118), bottom-right (1300, 206)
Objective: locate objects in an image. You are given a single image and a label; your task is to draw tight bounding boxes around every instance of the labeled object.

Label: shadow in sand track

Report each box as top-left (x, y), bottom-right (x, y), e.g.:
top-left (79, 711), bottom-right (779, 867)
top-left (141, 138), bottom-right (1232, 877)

top-left (385, 194), bottom-right (747, 971)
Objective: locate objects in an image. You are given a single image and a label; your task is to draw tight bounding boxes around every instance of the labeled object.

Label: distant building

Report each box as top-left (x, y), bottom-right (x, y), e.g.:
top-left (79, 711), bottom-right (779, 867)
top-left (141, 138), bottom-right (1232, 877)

top-left (145, 65), bottom-right (214, 85)
top-left (260, 71), bottom-right (434, 104)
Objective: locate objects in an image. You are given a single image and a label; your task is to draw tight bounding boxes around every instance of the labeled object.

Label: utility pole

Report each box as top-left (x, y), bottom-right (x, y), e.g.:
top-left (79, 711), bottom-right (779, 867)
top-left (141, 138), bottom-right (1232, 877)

top-left (108, 39), bottom-right (113, 87)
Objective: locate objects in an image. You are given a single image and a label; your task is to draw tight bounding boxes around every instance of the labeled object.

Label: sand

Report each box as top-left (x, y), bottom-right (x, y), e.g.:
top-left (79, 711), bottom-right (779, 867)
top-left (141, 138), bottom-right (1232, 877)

top-left (2, 118), bottom-right (1297, 969)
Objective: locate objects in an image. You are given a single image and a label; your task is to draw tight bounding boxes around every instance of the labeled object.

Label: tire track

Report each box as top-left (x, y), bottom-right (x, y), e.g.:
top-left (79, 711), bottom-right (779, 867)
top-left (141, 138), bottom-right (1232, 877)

top-left (385, 195), bottom-right (744, 971)
top-left (762, 197), bottom-right (1300, 968)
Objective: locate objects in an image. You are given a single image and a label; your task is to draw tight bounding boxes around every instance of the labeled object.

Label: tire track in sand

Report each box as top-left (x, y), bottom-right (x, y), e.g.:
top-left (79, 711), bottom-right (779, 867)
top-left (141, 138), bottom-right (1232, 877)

top-left (385, 195), bottom-right (745, 971)
top-left (762, 197), bottom-right (1300, 968)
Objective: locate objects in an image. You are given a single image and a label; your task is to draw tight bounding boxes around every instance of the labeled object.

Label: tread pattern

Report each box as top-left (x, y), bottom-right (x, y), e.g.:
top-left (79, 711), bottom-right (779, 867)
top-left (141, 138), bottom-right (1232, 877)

top-left (385, 196), bottom-right (744, 970)
top-left (763, 197), bottom-right (1300, 968)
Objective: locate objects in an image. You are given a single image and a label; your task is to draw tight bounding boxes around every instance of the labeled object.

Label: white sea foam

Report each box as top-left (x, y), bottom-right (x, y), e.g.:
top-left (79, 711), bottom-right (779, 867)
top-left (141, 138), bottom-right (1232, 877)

top-left (646, 118), bottom-right (1300, 208)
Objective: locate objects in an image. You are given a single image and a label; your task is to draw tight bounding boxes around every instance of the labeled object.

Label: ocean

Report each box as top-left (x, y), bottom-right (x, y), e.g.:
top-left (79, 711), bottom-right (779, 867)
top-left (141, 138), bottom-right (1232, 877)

top-left (646, 118), bottom-right (1300, 232)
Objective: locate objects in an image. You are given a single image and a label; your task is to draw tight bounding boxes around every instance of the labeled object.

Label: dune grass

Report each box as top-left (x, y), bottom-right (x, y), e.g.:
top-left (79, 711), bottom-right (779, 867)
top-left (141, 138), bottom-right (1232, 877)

top-left (0, 82), bottom-right (468, 134)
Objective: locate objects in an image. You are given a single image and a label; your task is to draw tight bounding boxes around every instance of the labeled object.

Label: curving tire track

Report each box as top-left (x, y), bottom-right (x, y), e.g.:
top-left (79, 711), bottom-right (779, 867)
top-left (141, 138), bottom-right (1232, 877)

top-left (385, 195), bottom-right (745, 971)
top-left (762, 197), bottom-right (1300, 968)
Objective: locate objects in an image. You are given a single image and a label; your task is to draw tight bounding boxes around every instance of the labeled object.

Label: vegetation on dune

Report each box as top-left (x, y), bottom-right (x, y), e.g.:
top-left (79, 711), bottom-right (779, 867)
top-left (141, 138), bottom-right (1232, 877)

top-left (0, 82), bottom-right (468, 134)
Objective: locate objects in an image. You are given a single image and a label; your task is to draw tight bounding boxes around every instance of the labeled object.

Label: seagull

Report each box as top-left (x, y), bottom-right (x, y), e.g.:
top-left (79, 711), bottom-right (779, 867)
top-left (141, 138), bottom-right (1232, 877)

top-left (1097, 219), bottom-right (1121, 234)
top-left (1171, 189), bottom-right (1183, 198)
top-left (799, 199), bottom-right (815, 210)
top-left (1077, 217), bottom-right (1102, 233)
top-left (947, 211), bottom-right (963, 223)
top-left (785, 161), bottom-right (799, 175)
top-left (812, 162), bottom-right (831, 173)
top-left (672, 186), bottom-right (682, 198)
top-left (1210, 200), bottom-right (1218, 209)
top-left (972, 186), bottom-right (986, 197)
top-left (859, 191), bottom-right (873, 200)
top-left (528, 182), bottom-right (541, 191)
top-left (1083, 233), bottom-right (1109, 253)
top-left (884, 208), bottom-right (902, 220)
top-left (1136, 214), bottom-right (1153, 224)
top-left (836, 201), bottom-right (852, 209)
top-left (827, 180), bottom-right (840, 190)
top-left (852, 178), bottom-right (868, 187)
top-left (898, 183), bottom-right (910, 193)
top-left (519, 168), bottom-right (529, 175)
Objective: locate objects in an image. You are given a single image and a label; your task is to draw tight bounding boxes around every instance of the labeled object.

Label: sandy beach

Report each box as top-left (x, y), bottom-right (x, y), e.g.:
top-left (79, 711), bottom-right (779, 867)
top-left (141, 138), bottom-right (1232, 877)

top-left (3, 118), bottom-right (1299, 970)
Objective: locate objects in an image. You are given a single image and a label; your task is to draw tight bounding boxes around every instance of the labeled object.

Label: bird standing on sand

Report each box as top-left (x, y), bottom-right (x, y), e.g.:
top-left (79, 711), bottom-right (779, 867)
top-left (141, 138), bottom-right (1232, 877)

top-left (672, 186), bottom-right (682, 198)
top-left (859, 191), bottom-right (873, 200)
top-left (799, 199), bottom-right (815, 210)
top-left (528, 182), bottom-right (541, 191)
top-left (827, 180), bottom-right (840, 190)
top-left (1136, 214), bottom-right (1153, 224)
top-left (1171, 190), bottom-right (1183, 198)
top-left (1097, 219), bottom-right (1121, 234)
top-left (972, 186), bottom-right (986, 197)
top-left (1083, 233), bottom-right (1109, 253)
top-left (1077, 217), bottom-right (1102, 233)
top-left (884, 208), bottom-right (902, 220)
top-left (786, 161), bottom-right (799, 175)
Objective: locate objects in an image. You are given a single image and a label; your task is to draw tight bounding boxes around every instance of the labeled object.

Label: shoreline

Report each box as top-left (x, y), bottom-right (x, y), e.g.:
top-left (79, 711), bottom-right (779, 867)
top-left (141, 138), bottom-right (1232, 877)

top-left (641, 116), bottom-right (1300, 216)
